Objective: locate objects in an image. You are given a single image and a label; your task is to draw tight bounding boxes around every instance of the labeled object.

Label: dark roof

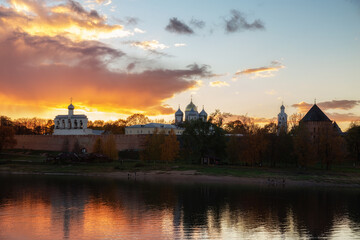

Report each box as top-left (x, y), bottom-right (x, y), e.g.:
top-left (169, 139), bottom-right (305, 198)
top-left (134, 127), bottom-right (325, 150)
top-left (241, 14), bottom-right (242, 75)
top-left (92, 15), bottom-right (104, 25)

top-left (333, 121), bottom-right (343, 134)
top-left (300, 104), bottom-right (331, 122)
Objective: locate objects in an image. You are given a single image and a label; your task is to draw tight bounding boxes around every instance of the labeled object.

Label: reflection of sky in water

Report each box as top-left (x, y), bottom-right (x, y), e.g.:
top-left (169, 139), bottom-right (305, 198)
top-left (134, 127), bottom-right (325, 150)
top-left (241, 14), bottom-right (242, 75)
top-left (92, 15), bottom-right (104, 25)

top-left (0, 175), bottom-right (359, 239)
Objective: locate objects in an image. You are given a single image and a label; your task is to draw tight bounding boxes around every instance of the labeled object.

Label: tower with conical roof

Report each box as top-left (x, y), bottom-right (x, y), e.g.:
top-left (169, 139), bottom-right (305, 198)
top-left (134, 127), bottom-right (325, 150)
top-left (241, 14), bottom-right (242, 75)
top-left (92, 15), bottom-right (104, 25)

top-left (299, 103), bottom-right (341, 142)
top-left (277, 104), bottom-right (287, 134)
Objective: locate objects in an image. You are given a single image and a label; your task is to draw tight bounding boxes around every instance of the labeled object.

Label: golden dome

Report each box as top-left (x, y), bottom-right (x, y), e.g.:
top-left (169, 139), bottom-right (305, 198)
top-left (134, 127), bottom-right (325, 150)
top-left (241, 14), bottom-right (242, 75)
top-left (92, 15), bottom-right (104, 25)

top-left (185, 100), bottom-right (197, 112)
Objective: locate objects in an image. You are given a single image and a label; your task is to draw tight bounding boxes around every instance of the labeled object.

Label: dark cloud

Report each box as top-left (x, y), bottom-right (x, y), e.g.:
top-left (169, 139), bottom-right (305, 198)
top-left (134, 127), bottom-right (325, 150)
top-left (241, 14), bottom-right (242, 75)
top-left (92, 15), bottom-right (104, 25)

top-left (67, 0), bottom-right (101, 20)
top-left (125, 17), bottom-right (139, 25)
top-left (318, 100), bottom-right (360, 110)
top-left (190, 18), bottom-right (206, 29)
top-left (225, 10), bottom-right (265, 33)
top-left (165, 18), bottom-right (194, 35)
top-left (292, 100), bottom-right (360, 113)
top-left (126, 62), bottom-right (136, 72)
top-left (115, 17), bottom-right (139, 26)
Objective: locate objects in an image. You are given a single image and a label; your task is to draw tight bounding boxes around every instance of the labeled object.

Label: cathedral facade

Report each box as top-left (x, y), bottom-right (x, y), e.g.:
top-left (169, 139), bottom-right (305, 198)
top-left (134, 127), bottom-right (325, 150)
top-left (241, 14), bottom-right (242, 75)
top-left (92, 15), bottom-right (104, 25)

top-left (175, 99), bottom-right (208, 124)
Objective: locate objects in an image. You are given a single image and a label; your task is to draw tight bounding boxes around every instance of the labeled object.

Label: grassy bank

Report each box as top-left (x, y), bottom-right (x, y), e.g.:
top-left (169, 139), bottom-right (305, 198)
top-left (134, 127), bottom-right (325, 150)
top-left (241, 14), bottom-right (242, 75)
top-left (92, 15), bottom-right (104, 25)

top-left (1, 150), bottom-right (360, 186)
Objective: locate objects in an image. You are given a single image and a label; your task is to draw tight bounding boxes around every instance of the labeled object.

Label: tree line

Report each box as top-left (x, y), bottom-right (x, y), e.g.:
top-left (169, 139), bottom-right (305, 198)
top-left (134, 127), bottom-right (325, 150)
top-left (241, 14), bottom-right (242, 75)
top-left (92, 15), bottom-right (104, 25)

top-left (141, 111), bottom-right (360, 169)
top-left (0, 111), bottom-right (359, 169)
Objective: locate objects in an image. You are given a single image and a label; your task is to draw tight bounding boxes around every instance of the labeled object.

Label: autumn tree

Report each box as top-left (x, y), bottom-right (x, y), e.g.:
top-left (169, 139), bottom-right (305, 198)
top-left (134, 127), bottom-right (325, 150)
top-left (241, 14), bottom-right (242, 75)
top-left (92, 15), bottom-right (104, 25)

top-left (224, 119), bottom-right (247, 134)
top-left (141, 129), bottom-right (165, 163)
top-left (103, 135), bottom-right (118, 160)
top-left (288, 113), bottom-right (303, 132)
top-left (160, 129), bottom-right (180, 163)
top-left (208, 109), bottom-right (231, 128)
top-left (126, 114), bottom-right (150, 126)
top-left (293, 124), bottom-right (316, 167)
top-left (0, 126), bottom-right (16, 152)
top-left (103, 119), bottom-right (126, 134)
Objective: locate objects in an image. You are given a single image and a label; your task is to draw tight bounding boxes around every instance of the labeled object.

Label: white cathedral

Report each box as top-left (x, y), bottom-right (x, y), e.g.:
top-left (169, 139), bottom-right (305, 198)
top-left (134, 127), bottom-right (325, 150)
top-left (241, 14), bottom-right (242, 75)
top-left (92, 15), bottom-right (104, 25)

top-left (53, 102), bottom-right (93, 135)
top-left (175, 98), bottom-right (208, 124)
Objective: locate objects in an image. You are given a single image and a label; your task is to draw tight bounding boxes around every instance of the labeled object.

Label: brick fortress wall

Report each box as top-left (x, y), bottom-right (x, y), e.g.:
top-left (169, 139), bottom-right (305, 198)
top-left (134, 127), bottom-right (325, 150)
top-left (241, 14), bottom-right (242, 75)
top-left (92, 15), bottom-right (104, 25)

top-left (13, 135), bottom-right (147, 152)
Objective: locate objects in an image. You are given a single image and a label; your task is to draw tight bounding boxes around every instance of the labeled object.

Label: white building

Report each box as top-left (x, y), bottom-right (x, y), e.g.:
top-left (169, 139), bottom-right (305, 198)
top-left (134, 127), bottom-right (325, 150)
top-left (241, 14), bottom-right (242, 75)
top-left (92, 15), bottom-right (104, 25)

top-left (125, 123), bottom-right (184, 135)
top-left (277, 104), bottom-right (288, 134)
top-left (53, 103), bottom-right (93, 135)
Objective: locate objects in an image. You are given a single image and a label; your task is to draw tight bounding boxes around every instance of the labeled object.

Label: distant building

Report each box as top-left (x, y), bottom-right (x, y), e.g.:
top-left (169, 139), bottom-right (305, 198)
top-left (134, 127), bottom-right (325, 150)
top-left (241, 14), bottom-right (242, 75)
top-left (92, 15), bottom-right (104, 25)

top-left (277, 104), bottom-right (288, 134)
top-left (175, 98), bottom-right (207, 124)
top-left (125, 123), bottom-right (184, 135)
top-left (299, 103), bottom-right (342, 140)
top-left (53, 102), bottom-right (101, 135)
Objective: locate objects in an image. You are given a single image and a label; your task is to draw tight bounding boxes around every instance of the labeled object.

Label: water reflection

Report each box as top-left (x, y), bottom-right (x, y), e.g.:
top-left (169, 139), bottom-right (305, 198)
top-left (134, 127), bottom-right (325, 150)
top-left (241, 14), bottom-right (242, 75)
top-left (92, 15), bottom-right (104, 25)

top-left (0, 174), bottom-right (359, 239)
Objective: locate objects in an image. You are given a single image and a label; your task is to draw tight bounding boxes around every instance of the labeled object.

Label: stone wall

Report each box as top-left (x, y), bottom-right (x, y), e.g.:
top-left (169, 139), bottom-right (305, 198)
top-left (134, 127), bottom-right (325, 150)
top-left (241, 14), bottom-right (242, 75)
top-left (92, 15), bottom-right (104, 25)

top-left (13, 135), bottom-right (147, 152)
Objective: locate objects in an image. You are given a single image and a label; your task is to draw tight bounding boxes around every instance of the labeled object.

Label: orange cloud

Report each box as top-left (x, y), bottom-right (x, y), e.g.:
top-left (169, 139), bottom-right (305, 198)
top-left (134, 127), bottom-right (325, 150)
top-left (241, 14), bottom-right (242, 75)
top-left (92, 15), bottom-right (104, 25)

top-left (209, 81), bottom-right (229, 87)
top-left (0, 0), bottom-right (211, 118)
top-left (0, 0), bottom-right (131, 41)
top-left (235, 61), bottom-right (284, 79)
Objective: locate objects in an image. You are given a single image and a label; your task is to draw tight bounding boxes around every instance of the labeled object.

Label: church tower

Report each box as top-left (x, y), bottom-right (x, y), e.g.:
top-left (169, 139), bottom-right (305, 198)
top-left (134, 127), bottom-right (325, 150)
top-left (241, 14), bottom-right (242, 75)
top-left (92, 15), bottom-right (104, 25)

top-left (277, 104), bottom-right (288, 134)
top-left (175, 106), bottom-right (183, 124)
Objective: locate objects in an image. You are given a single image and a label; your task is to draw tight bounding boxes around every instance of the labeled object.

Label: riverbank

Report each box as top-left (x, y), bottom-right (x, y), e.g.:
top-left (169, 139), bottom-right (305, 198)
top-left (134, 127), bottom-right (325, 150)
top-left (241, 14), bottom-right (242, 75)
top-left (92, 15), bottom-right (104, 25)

top-left (1, 150), bottom-right (360, 188)
top-left (1, 164), bottom-right (360, 188)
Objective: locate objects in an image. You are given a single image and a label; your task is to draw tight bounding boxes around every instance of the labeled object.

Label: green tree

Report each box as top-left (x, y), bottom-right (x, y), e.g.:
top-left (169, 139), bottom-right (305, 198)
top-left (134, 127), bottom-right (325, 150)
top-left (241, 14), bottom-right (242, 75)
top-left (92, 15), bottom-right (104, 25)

top-left (346, 123), bottom-right (360, 165)
top-left (182, 119), bottom-right (226, 164)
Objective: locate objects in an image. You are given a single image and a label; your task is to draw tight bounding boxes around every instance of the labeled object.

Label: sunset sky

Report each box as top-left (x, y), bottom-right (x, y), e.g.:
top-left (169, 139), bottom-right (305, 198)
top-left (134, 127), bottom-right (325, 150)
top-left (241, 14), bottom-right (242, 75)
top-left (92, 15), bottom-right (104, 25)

top-left (0, 0), bottom-right (359, 130)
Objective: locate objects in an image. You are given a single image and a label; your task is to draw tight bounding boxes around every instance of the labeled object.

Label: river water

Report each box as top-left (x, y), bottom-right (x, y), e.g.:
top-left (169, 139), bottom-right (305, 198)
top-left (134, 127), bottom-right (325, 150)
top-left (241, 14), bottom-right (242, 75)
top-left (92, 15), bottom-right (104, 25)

top-left (0, 174), bottom-right (359, 240)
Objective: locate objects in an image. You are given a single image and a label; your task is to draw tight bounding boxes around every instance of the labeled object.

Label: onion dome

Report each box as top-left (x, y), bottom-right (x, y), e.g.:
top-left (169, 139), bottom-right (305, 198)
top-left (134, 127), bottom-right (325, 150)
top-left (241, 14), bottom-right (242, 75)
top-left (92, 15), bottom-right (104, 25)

top-left (175, 107), bottom-right (183, 116)
top-left (280, 104), bottom-right (285, 110)
top-left (199, 107), bottom-right (207, 118)
top-left (68, 103), bottom-right (74, 110)
top-left (185, 100), bottom-right (198, 112)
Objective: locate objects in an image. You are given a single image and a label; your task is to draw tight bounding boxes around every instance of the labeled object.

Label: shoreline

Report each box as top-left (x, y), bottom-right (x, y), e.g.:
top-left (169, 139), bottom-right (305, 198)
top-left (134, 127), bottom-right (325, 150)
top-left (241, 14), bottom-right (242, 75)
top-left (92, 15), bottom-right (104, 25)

top-left (2, 170), bottom-right (360, 188)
